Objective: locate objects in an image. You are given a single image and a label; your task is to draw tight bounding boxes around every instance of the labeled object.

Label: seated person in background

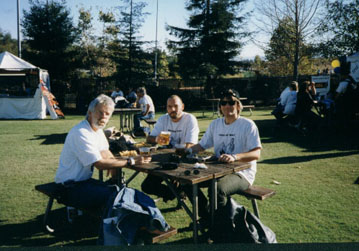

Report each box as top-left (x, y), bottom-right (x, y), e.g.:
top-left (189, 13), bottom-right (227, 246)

top-left (133, 87), bottom-right (155, 133)
top-left (295, 81), bottom-right (320, 130)
top-left (55, 94), bottom-right (151, 211)
top-left (111, 87), bottom-right (124, 99)
top-left (335, 71), bottom-right (358, 122)
top-left (273, 81), bottom-right (298, 124)
top-left (184, 89), bottom-right (262, 225)
top-left (126, 87), bottom-right (137, 105)
top-left (142, 95), bottom-right (199, 202)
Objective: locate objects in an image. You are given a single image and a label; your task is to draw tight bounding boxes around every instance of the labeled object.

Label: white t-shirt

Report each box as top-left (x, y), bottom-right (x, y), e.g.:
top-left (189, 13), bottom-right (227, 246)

top-left (199, 117), bottom-right (262, 185)
top-left (150, 112), bottom-right (199, 146)
top-left (139, 94), bottom-right (155, 113)
top-left (283, 91), bottom-right (297, 115)
top-left (55, 120), bottom-right (109, 183)
top-left (280, 87), bottom-right (290, 106)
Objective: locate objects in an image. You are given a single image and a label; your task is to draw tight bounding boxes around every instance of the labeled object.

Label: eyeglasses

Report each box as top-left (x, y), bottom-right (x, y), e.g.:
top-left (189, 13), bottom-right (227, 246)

top-left (220, 100), bottom-right (236, 106)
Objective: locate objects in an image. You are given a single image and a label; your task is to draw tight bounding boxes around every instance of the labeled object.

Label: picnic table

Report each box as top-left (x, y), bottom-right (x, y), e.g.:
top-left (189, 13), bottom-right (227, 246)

top-left (113, 108), bottom-right (142, 132)
top-left (114, 148), bottom-right (251, 243)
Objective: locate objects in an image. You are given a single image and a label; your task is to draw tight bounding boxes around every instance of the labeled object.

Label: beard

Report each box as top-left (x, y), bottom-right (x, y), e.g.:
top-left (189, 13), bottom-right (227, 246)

top-left (92, 117), bottom-right (107, 130)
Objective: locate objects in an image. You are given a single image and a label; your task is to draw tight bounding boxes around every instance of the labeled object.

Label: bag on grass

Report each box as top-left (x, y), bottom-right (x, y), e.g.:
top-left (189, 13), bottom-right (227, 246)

top-left (211, 197), bottom-right (277, 244)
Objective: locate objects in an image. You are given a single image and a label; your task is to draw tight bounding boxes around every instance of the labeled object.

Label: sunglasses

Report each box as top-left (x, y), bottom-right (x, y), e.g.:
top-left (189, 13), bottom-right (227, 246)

top-left (184, 169), bottom-right (200, 175)
top-left (220, 100), bottom-right (236, 106)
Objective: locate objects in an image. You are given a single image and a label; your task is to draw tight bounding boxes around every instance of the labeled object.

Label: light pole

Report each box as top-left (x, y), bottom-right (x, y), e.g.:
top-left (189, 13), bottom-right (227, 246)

top-left (154, 0), bottom-right (158, 83)
top-left (17, 0), bottom-right (21, 58)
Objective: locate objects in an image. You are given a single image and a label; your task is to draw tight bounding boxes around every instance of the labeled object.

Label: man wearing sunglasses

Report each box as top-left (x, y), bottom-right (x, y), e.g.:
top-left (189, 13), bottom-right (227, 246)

top-left (141, 95), bottom-right (199, 202)
top-left (184, 89), bottom-right (262, 228)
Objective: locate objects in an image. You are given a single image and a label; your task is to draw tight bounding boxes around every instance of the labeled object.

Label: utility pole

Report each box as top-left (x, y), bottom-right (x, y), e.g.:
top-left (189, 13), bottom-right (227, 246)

top-left (17, 0), bottom-right (21, 58)
top-left (154, 0), bottom-right (158, 83)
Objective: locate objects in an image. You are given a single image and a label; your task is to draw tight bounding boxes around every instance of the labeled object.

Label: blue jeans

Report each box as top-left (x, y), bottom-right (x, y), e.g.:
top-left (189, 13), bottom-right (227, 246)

top-left (134, 112), bottom-right (155, 130)
top-left (61, 178), bottom-right (117, 209)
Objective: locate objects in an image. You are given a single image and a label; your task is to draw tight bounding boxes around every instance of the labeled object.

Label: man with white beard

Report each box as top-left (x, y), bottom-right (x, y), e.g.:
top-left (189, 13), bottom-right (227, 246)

top-left (54, 94), bottom-right (151, 210)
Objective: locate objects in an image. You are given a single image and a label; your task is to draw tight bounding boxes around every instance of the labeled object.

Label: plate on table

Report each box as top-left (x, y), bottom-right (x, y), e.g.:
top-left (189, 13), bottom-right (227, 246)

top-left (186, 153), bottom-right (217, 163)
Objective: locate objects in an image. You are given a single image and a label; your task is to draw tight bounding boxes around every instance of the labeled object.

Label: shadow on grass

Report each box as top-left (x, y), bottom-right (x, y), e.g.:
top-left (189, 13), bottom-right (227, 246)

top-left (255, 118), bottom-right (359, 152)
top-left (0, 208), bottom-right (99, 247)
top-left (30, 133), bottom-right (68, 145)
top-left (259, 151), bottom-right (359, 165)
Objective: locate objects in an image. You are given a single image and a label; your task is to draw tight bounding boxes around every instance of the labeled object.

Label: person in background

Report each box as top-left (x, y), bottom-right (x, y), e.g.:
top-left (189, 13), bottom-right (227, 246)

top-left (111, 87), bottom-right (124, 99)
top-left (133, 87), bottom-right (155, 133)
top-left (273, 81), bottom-right (298, 125)
top-left (126, 87), bottom-right (137, 105)
top-left (294, 81), bottom-right (320, 131)
top-left (142, 95), bottom-right (199, 202)
top-left (55, 94), bottom-right (151, 211)
top-left (184, 89), bottom-right (262, 228)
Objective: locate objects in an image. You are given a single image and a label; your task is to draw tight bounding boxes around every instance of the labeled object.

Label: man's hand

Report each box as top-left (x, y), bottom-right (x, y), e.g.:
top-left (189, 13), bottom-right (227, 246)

top-left (218, 154), bottom-right (236, 163)
top-left (133, 155), bottom-right (151, 165)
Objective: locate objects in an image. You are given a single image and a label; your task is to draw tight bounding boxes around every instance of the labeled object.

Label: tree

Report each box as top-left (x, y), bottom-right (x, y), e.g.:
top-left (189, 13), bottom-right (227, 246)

top-left (317, 0), bottom-right (359, 57)
top-left (111, 0), bottom-right (152, 87)
top-left (76, 7), bottom-right (98, 77)
top-left (254, 0), bottom-right (324, 80)
top-left (167, 0), bottom-right (250, 96)
top-left (22, 0), bottom-right (78, 81)
top-left (0, 29), bottom-right (17, 54)
top-left (265, 17), bottom-right (315, 76)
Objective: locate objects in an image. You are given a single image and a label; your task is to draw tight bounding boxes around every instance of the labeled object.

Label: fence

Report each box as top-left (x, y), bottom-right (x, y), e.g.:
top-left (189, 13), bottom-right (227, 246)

top-left (62, 75), bottom-right (340, 111)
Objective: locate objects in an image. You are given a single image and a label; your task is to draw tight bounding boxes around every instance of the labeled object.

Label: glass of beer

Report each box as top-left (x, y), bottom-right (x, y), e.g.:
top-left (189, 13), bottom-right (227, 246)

top-left (139, 147), bottom-right (151, 156)
top-left (175, 144), bottom-right (186, 157)
top-left (158, 131), bottom-right (171, 145)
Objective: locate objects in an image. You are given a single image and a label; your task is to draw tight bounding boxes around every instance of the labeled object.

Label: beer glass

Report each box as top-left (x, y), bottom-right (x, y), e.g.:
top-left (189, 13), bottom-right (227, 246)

top-left (139, 147), bottom-right (151, 156)
top-left (158, 131), bottom-right (171, 145)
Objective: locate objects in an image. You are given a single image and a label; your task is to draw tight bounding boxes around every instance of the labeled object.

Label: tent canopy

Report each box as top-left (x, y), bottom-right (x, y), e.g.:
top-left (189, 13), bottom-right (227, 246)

top-left (0, 51), bottom-right (37, 71)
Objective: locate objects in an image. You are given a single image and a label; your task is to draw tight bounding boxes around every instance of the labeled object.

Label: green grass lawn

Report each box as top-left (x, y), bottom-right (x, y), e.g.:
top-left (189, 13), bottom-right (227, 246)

top-left (0, 108), bottom-right (358, 247)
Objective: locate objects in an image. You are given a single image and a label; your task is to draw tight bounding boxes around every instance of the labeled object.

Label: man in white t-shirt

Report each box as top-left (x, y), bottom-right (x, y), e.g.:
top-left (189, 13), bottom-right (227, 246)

top-left (185, 89), bottom-right (262, 225)
top-left (55, 94), bottom-right (151, 210)
top-left (133, 87), bottom-right (155, 132)
top-left (141, 95), bottom-right (199, 202)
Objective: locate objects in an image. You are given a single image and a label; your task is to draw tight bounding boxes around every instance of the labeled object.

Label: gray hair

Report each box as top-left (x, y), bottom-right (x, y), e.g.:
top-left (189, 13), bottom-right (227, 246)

top-left (136, 86), bottom-right (146, 95)
top-left (86, 94), bottom-right (115, 119)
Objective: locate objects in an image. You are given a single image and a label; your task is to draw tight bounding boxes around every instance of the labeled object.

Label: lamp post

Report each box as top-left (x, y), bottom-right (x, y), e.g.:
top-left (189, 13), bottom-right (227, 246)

top-left (17, 0), bottom-right (21, 58)
top-left (154, 0), bottom-right (158, 83)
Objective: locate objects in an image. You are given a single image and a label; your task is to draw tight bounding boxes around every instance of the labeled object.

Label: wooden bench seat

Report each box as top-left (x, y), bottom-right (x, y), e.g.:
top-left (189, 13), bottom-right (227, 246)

top-left (236, 185), bottom-right (275, 219)
top-left (144, 119), bottom-right (157, 129)
top-left (242, 105), bottom-right (255, 116)
top-left (35, 182), bottom-right (177, 243)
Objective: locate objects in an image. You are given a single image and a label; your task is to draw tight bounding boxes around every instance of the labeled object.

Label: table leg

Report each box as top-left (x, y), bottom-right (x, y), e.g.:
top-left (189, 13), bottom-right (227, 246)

top-left (192, 184), bottom-right (198, 243)
top-left (211, 102), bottom-right (215, 118)
top-left (210, 178), bottom-right (217, 231)
top-left (119, 113), bottom-right (124, 132)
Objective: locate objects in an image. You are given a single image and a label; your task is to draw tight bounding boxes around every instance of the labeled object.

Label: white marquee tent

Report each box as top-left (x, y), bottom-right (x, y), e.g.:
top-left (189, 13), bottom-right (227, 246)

top-left (0, 51), bottom-right (50, 119)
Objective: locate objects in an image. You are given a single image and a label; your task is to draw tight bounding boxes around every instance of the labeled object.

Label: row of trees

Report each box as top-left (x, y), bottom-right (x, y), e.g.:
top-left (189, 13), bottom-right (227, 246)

top-left (1, 0), bottom-right (358, 99)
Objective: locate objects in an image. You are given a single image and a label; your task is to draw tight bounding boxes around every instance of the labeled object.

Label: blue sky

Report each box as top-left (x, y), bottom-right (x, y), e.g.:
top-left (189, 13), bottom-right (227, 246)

top-left (0, 0), bottom-right (263, 59)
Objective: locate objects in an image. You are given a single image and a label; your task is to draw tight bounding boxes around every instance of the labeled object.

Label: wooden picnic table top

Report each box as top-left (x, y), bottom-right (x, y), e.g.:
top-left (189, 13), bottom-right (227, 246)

top-left (113, 108), bottom-right (142, 113)
top-left (115, 148), bottom-right (250, 185)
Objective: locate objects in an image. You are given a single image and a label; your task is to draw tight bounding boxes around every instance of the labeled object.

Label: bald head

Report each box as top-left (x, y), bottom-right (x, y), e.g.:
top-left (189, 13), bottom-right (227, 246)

top-left (167, 95), bottom-right (184, 122)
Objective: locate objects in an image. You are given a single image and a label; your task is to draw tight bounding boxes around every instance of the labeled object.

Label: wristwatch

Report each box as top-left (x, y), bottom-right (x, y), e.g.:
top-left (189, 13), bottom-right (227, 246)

top-left (127, 157), bottom-right (135, 166)
top-left (231, 154), bottom-right (238, 161)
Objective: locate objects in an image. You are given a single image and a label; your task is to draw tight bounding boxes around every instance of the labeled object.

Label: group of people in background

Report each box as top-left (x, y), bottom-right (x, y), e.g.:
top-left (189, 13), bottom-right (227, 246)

top-left (272, 71), bottom-right (359, 132)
